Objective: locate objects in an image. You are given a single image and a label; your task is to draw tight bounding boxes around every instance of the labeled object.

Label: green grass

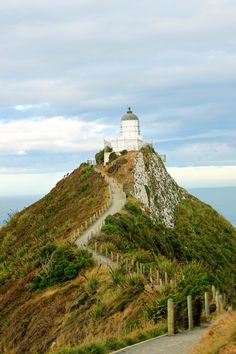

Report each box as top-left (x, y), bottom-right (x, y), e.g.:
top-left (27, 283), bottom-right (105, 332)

top-left (30, 244), bottom-right (93, 290)
top-left (0, 163), bottom-right (107, 284)
top-left (53, 327), bottom-right (167, 354)
top-left (95, 196), bottom-right (236, 296)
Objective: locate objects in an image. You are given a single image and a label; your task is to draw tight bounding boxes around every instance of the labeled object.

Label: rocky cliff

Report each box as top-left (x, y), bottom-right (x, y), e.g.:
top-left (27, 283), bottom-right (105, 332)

top-left (132, 151), bottom-right (184, 227)
top-left (103, 147), bottom-right (185, 228)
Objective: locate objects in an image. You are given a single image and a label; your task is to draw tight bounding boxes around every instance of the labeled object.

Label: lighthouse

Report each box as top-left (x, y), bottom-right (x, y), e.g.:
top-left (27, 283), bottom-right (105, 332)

top-left (104, 107), bottom-right (144, 163)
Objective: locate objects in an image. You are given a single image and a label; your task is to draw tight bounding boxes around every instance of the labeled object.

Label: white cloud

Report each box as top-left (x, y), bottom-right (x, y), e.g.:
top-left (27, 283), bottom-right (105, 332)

top-left (0, 116), bottom-right (108, 153)
top-left (165, 142), bottom-right (236, 166)
top-left (14, 103), bottom-right (49, 111)
top-left (167, 165), bottom-right (236, 188)
top-left (156, 129), bottom-right (236, 143)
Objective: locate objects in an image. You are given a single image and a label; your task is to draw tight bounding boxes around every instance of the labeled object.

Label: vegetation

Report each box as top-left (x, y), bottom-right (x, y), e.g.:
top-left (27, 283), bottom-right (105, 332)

top-left (120, 149), bottom-right (128, 156)
top-left (54, 326), bottom-right (166, 354)
top-left (190, 311), bottom-right (236, 354)
top-left (30, 245), bottom-right (93, 290)
top-left (108, 152), bottom-right (119, 163)
top-left (97, 197), bottom-right (236, 295)
top-left (0, 163), bottom-right (107, 284)
top-left (140, 144), bottom-right (156, 154)
top-left (95, 149), bottom-right (105, 164)
top-left (145, 262), bottom-right (209, 328)
top-left (1, 150), bottom-right (236, 353)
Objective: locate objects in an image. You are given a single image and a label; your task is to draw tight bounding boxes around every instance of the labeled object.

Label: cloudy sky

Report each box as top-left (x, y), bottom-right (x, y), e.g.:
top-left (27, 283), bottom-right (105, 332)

top-left (0, 0), bottom-right (236, 195)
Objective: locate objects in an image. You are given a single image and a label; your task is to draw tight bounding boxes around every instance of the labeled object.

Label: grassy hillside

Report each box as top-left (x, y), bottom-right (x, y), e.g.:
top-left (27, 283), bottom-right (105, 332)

top-left (0, 163), bottom-right (164, 354)
top-left (0, 153), bottom-right (236, 354)
top-left (0, 163), bottom-right (108, 284)
top-left (98, 151), bottom-right (236, 295)
top-left (92, 195), bottom-right (236, 294)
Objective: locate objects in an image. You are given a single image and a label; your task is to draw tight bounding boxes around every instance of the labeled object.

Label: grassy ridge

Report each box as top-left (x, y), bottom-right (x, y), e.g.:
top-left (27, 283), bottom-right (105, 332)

top-left (95, 196), bottom-right (236, 295)
top-left (0, 163), bottom-right (108, 284)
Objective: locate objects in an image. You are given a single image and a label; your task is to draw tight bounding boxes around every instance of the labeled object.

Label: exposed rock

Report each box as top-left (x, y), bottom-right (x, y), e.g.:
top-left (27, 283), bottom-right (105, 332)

top-left (132, 152), bottom-right (184, 227)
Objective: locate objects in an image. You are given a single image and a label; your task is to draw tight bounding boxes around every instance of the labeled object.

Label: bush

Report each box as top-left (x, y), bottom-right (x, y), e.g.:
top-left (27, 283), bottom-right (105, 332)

top-left (104, 146), bottom-right (113, 153)
top-left (30, 245), bottom-right (92, 290)
top-left (110, 268), bottom-right (122, 287)
top-left (108, 152), bottom-right (118, 163)
top-left (140, 144), bottom-right (155, 154)
top-left (146, 262), bottom-right (209, 328)
top-left (95, 149), bottom-right (104, 164)
top-left (125, 202), bottom-right (142, 216)
top-left (105, 337), bottom-right (122, 351)
top-left (120, 149), bottom-right (128, 155)
top-left (91, 301), bottom-right (107, 321)
top-left (86, 275), bottom-right (100, 294)
top-left (80, 183), bottom-right (89, 193)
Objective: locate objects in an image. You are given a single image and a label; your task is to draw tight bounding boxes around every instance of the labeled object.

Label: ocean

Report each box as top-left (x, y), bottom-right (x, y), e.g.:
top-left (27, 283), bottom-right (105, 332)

top-left (0, 187), bottom-right (235, 227)
top-left (189, 187), bottom-right (236, 226)
top-left (0, 196), bottom-right (42, 226)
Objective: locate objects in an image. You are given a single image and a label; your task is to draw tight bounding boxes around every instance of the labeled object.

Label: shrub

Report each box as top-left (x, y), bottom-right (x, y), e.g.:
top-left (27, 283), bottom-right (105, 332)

top-left (91, 301), bottom-right (107, 321)
top-left (110, 269), bottom-right (122, 287)
top-left (104, 146), bottom-right (113, 153)
top-left (80, 165), bottom-right (93, 182)
top-left (120, 149), bottom-right (128, 155)
top-left (108, 152), bottom-right (118, 163)
top-left (80, 183), bottom-right (89, 193)
top-left (105, 337), bottom-right (123, 351)
top-left (125, 202), bottom-right (142, 216)
top-left (30, 245), bottom-right (92, 290)
top-left (95, 149), bottom-right (104, 164)
top-left (86, 275), bottom-right (100, 294)
top-left (140, 144), bottom-right (155, 154)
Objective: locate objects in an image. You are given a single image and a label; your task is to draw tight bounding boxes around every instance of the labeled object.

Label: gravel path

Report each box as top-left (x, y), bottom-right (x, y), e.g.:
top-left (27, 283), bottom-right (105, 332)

top-left (112, 327), bottom-right (209, 354)
top-left (75, 167), bottom-right (126, 267)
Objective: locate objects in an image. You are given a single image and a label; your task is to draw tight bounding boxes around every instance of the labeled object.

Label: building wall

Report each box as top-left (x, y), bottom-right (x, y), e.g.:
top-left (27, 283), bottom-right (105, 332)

top-left (120, 120), bottom-right (140, 139)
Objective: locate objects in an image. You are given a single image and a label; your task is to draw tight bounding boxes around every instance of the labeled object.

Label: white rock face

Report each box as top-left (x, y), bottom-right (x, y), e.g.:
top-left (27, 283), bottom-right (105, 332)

top-left (133, 152), bottom-right (183, 228)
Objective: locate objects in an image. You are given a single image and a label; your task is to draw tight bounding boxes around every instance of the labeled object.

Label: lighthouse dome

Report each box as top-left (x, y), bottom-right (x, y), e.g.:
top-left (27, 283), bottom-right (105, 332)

top-left (121, 107), bottom-right (139, 121)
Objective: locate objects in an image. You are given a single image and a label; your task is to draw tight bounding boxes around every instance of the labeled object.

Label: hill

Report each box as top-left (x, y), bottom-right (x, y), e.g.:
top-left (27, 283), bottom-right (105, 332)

top-left (0, 149), bottom-right (235, 353)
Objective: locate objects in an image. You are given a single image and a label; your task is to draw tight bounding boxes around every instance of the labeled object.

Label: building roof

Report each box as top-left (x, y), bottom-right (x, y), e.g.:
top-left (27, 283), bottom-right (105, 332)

top-left (121, 107), bottom-right (139, 121)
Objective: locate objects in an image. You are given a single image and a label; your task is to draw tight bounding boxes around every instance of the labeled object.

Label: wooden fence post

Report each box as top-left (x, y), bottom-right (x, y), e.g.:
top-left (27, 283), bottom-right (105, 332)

top-left (187, 295), bottom-right (193, 331)
top-left (204, 292), bottom-right (209, 319)
top-left (219, 294), bottom-right (224, 314)
top-left (165, 272), bottom-right (168, 285)
top-left (212, 285), bottom-right (216, 301)
top-left (216, 290), bottom-right (220, 316)
top-left (167, 299), bottom-right (174, 336)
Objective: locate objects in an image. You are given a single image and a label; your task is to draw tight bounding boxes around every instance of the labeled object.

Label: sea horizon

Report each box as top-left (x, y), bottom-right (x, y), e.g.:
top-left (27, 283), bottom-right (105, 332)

top-left (0, 186), bottom-right (235, 227)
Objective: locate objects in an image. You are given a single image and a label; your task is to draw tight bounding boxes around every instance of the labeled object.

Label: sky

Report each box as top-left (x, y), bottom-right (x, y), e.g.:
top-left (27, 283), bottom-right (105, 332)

top-left (0, 0), bottom-right (236, 195)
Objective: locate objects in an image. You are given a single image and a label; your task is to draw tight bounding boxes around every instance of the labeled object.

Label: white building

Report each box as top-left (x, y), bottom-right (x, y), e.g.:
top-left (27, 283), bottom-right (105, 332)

top-left (104, 107), bottom-right (144, 163)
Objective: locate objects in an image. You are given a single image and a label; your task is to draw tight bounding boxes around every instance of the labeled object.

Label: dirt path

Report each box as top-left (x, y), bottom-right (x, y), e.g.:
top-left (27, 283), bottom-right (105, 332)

top-left (75, 166), bottom-right (126, 267)
top-left (112, 326), bottom-right (209, 354)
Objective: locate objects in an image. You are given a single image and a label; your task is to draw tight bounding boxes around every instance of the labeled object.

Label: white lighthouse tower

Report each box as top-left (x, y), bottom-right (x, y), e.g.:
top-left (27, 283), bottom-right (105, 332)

top-left (104, 107), bottom-right (144, 163)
